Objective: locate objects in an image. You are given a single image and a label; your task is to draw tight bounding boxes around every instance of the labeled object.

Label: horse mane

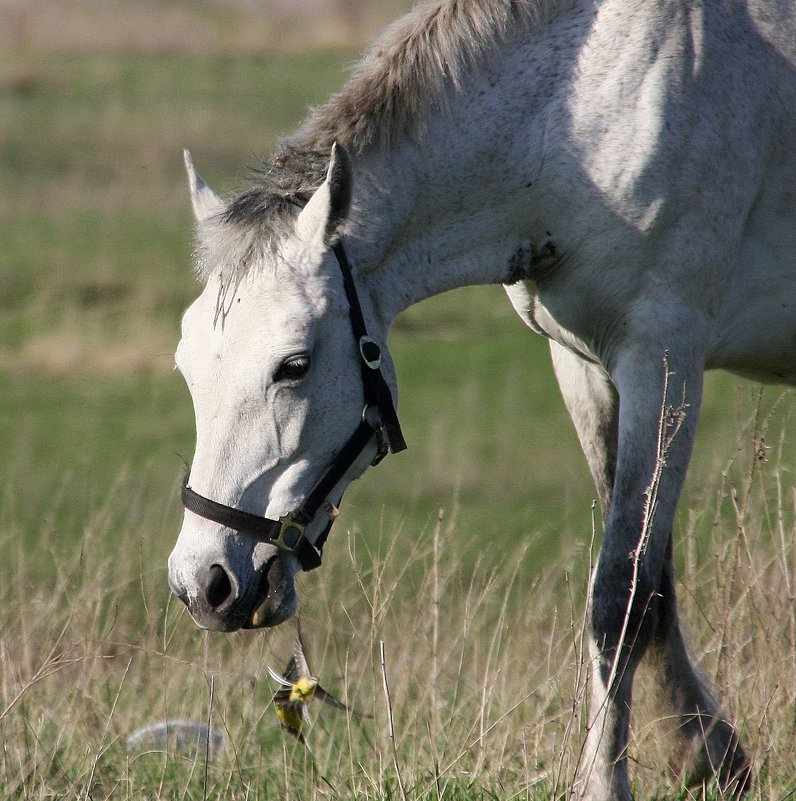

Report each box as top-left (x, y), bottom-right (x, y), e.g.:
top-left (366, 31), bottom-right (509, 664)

top-left (198, 0), bottom-right (551, 279)
top-left (297, 0), bottom-right (548, 152)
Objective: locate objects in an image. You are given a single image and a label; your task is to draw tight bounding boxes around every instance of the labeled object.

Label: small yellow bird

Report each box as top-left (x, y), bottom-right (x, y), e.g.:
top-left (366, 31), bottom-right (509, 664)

top-left (267, 620), bottom-right (352, 752)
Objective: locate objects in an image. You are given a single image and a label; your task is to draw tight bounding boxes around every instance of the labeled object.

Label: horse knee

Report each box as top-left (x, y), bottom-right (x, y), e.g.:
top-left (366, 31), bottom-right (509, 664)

top-left (589, 562), bottom-right (660, 683)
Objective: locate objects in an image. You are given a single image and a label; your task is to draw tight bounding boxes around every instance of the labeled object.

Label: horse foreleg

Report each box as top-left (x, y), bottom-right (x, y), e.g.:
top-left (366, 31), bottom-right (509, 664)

top-left (551, 335), bottom-right (751, 799)
top-left (549, 341), bottom-right (638, 801)
top-left (573, 532), bottom-right (663, 801)
top-left (650, 541), bottom-right (751, 795)
top-left (570, 342), bottom-right (705, 801)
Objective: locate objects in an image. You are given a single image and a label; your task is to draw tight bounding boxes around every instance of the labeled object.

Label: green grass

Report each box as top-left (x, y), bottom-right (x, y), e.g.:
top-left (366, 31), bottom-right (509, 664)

top-left (1, 38), bottom-right (795, 801)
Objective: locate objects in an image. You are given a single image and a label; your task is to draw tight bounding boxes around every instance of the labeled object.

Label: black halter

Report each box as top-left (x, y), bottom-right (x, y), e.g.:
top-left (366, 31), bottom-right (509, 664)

top-left (181, 241), bottom-right (407, 572)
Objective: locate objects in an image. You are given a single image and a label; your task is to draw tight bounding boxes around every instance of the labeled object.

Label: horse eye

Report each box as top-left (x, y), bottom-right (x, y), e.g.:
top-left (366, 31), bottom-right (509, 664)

top-left (275, 355), bottom-right (310, 381)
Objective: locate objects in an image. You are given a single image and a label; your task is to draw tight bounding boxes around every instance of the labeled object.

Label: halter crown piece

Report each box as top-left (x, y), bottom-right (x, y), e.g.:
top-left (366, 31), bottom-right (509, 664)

top-left (181, 241), bottom-right (407, 571)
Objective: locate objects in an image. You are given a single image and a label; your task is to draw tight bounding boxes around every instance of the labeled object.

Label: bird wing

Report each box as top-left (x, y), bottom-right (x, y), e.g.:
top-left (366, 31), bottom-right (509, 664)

top-left (313, 685), bottom-right (352, 711)
top-left (267, 664), bottom-right (294, 688)
top-left (282, 655), bottom-right (301, 683)
top-left (292, 619), bottom-right (312, 679)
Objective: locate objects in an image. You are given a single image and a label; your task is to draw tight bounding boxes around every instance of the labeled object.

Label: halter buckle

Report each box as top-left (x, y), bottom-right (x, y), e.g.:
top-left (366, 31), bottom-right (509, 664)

top-left (274, 513), bottom-right (306, 552)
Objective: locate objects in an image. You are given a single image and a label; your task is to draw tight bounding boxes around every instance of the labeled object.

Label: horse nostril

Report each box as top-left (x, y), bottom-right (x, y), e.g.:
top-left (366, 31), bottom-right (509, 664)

top-left (204, 564), bottom-right (234, 609)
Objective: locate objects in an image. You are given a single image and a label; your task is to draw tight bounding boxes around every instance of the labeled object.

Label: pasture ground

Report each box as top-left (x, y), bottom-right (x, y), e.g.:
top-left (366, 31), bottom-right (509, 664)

top-left (1, 7), bottom-right (794, 799)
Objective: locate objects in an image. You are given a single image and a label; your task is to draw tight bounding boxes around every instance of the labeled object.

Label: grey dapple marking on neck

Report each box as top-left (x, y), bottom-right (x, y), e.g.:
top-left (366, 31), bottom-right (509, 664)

top-left (169, 1), bottom-right (796, 799)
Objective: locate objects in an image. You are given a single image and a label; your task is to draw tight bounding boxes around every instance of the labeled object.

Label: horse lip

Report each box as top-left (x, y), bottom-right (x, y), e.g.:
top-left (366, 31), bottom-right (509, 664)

top-left (201, 612), bottom-right (247, 633)
top-left (244, 554), bottom-right (296, 628)
top-left (245, 596), bottom-right (295, 629)
top-left (247, 601), bottom-right (271, 628)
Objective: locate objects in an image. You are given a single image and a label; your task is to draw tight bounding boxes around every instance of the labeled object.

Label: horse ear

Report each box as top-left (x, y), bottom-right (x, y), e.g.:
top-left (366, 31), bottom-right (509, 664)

top-left (184, 149), bottom-right (222, 224)
top-left (296, 143), bottom-right (353, 246)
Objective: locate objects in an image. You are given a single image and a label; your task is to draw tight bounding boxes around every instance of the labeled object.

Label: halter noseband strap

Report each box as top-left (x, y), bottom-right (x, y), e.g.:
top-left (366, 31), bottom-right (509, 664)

top-left (181, 241), bottom-right (406, 572)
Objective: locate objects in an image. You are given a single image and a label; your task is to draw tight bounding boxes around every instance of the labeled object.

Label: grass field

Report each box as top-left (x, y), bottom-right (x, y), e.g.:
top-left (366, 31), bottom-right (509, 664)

top-left (1, 9), bottom-right (795, 800)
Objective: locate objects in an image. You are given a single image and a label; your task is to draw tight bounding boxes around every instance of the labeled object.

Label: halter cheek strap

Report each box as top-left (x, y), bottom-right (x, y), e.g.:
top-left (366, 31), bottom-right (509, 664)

top-left (333, 241), bottom-right (406, 453)
top-left (181, 241), bottom-right (406, 572)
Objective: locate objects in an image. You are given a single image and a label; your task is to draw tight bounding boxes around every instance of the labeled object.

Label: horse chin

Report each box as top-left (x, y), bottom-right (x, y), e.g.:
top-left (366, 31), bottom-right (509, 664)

top-left (245, 554), bottom-right (298, 629)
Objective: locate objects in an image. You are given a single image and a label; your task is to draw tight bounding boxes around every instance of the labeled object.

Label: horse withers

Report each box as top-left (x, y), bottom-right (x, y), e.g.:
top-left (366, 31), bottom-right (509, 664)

top-left (167, 1), bottom-right (796, 799)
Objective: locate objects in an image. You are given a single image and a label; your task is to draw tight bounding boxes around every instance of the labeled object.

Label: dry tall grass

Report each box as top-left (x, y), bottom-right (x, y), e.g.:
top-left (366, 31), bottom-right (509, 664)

top-left (1, 397), bottom-right (794, 800)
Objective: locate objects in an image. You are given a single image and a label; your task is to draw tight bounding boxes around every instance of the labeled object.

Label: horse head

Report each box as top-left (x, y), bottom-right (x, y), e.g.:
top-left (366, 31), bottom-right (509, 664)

top-left (167, 145), bottom-right (403, 631)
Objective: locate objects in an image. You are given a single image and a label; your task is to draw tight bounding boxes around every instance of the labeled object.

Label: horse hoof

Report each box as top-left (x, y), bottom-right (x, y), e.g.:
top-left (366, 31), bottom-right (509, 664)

top-left (678, 721), bottom-right (751, 797)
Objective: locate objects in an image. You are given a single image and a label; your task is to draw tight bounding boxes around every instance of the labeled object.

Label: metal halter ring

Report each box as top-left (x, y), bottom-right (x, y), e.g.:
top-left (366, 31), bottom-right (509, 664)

top-left (359, 336), bottom-right (382, 369)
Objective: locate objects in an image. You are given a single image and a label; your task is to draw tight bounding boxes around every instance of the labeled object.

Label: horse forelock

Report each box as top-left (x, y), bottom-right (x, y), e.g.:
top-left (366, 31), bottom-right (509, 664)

top-left (199, 0), bottom-right (554, 282)
top-left (189, 145), bottom-right (325, 283)
top-left (192, 215), bottom-right (270, 285)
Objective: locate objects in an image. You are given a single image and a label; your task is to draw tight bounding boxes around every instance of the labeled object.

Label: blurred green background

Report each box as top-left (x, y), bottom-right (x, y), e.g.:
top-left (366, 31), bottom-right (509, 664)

top-left (1, 0), bottom-right (792, 583)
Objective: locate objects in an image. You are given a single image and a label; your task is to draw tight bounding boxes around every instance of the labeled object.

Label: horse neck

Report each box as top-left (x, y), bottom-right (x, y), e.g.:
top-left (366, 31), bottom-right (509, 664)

top-left (330, 1), bottom-right (596, 330)
top-left (343, 106), bottom-right (540, 332)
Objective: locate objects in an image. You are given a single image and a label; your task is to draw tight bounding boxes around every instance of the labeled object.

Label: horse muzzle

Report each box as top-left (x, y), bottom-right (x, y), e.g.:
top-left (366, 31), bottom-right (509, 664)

top-left (167, 546), bottom-right (298, 631)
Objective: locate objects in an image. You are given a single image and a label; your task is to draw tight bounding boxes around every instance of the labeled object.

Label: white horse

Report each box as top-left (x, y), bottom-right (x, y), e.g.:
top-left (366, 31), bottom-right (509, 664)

top-left (167, 1), bottom-right (796, 798)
